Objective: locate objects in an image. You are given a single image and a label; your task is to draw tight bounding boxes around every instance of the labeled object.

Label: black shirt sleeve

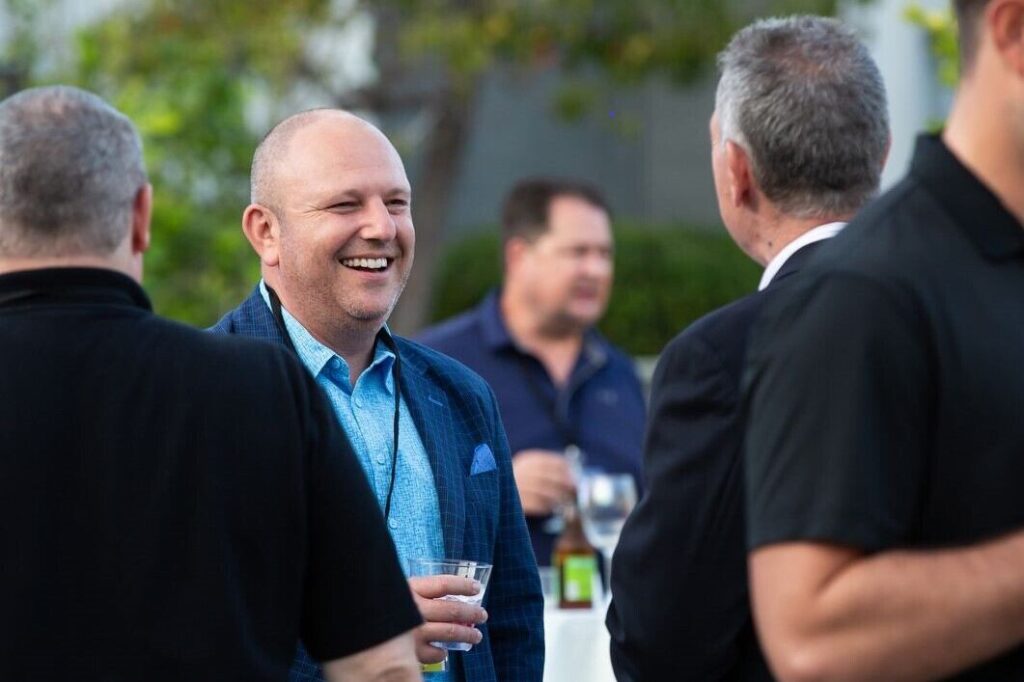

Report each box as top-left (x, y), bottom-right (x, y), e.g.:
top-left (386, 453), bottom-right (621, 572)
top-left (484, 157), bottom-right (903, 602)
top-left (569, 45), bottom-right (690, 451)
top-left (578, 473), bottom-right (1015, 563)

top-left (297, 370), bottom-right (422, 662)
top-left (743, 272), bottom-right (933, 553)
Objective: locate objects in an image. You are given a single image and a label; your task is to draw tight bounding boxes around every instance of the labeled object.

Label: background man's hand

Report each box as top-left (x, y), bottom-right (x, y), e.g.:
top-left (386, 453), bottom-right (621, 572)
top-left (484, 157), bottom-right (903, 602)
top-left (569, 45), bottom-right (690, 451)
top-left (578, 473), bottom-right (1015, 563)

top-left (407, 575), bottom-right (488, 664)
top-left (512, 449), bottom-right (576, 516)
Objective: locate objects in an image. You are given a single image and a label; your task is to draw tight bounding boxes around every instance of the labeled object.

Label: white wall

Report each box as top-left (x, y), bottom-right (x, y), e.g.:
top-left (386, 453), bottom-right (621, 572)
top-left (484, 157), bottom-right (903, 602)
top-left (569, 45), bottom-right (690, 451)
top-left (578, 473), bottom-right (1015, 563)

top-left (845, 0), bottom-right (952, 188)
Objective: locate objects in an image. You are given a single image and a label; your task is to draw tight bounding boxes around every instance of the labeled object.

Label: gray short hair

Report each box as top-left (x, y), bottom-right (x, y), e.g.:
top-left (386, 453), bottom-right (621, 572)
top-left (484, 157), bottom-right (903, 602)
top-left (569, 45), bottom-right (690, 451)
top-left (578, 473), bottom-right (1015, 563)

top-left (0, 85), bottom-right (147, 257)
top-left (716, 16), bottom-right (889, 219)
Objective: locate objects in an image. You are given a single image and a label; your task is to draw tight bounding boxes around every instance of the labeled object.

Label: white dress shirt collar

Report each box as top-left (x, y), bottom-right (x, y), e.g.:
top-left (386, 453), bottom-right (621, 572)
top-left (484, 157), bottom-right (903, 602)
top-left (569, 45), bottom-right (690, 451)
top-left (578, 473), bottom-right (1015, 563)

top-left (758, 221), bottom-right (846, 291)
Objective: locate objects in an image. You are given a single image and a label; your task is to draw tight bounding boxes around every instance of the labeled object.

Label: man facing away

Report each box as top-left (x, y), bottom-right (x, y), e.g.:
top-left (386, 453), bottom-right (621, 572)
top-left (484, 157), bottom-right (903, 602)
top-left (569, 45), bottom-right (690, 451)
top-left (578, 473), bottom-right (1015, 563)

top-left (417, 178), bottom-right (645, 567)
top-left (606, 16), bottom-right (888, 681)
top-left (212, 109), bottom-right (544, 682)
top-left (0, 86), bottom-right (421, 681)
top-left (744, 1), bottom-right (1024, 680)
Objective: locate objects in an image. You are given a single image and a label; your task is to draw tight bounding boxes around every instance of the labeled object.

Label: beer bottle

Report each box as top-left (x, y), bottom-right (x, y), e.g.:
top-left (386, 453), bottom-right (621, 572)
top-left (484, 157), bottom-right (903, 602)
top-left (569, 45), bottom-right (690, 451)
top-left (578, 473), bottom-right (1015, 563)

top-left (552, 502), bottom-right (597, 609)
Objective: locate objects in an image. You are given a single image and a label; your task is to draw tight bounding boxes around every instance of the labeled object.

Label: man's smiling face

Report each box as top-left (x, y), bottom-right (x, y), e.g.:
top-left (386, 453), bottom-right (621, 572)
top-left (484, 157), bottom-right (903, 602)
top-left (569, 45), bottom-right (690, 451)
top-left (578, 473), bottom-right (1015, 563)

top-left (268, 112), bottom-right (415, 340)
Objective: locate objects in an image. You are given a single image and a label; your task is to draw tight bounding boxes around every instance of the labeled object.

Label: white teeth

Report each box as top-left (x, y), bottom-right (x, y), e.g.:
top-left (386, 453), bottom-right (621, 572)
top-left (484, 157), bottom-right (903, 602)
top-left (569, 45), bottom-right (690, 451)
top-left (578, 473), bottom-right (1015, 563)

top-left (341, 257), bottom-right (388, 270)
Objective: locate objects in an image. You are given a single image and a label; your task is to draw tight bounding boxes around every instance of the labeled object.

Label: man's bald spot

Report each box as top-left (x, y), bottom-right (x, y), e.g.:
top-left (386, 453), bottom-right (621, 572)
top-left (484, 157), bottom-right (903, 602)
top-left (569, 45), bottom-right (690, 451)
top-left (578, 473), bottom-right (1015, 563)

top-left (249, 108), bottom-right (389, 209)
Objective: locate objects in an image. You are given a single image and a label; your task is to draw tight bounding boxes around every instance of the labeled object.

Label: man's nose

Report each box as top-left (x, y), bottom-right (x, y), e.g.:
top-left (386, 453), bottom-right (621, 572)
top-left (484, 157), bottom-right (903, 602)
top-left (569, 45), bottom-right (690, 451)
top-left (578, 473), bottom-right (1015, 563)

top-left (359, 198), bottom-right (397, 241)
top-left (582, 251), bottom-right (613, 277)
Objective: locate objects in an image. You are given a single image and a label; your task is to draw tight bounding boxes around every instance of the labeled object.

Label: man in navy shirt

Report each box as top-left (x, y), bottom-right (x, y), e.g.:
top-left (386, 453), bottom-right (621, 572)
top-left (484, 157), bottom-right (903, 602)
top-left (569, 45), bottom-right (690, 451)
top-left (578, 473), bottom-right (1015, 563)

top-left (418, 178), bottom-right (645, 566)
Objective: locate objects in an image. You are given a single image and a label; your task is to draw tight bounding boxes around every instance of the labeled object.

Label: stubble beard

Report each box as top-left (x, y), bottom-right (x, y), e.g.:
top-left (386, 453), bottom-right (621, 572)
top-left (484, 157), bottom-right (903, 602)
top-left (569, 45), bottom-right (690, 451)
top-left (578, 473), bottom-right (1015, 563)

top-left (337, 261), bottom-right (412, 327)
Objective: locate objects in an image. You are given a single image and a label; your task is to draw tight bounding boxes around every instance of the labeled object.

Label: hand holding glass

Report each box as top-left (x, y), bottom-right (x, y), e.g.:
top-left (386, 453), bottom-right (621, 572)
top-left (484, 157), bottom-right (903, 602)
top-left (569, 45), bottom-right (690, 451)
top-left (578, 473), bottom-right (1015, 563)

top-left (408, 558), bottom-right (493, 651)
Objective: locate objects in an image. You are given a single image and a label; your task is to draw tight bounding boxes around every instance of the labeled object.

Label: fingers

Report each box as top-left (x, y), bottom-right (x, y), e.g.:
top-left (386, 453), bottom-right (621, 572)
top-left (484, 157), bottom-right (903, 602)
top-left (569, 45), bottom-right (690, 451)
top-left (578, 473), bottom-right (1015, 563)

top-left (519, 487), bottom-right (567, 516)
top-left (514, 450), bottom-right (576, 490)
top-left (409, 575), bottom-right (481, 600)
top-left (413, 622), bottom-right (483, 663)
top-left (407, 576), bottom-right (488, 625)
top-left (513, 450), bottom-right (576, 515)
top-left (416, 638), bottom-right (449, 664)
top-left (415, 621), bottom-right (484, 654)
top-left (407, 576), bottom-right (488, 664)
top-left (416, 595), bottom-right (487, 628)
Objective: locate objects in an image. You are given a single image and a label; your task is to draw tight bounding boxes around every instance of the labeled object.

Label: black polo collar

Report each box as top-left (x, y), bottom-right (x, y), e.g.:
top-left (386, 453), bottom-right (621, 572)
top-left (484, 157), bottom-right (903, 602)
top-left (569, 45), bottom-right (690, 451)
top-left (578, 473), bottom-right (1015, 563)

top-left (910, 133), bottom-right (1024, 261)
top-left (0, 267), bottom-right (151, 311)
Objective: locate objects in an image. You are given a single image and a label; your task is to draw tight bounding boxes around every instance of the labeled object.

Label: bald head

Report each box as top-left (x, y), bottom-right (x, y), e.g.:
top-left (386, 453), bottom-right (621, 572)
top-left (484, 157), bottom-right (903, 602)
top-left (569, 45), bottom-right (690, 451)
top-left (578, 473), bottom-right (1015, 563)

top-left (240, 106), bottom-right (414, 353)
top-left (250, 109), bottom-right (398, 210)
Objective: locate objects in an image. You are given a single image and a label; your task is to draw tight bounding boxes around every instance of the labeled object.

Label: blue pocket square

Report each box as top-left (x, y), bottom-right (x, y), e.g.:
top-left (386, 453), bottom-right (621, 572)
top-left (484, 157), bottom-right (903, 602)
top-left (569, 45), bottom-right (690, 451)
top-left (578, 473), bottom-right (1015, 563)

top-left (470, 444), bottom-right (497, 475)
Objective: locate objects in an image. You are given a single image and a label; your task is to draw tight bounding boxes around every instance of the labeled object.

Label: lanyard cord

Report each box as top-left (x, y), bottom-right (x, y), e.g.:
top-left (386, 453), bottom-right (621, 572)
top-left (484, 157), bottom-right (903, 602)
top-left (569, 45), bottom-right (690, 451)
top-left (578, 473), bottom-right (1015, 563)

top-left (266, 284), bottom-right (402, 521)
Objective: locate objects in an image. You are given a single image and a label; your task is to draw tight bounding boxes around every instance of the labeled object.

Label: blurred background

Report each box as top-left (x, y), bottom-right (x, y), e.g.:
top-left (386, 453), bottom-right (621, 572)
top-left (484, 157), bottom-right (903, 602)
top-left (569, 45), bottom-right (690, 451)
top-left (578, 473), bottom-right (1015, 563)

top-left (0, 0), bottom-right (955, 357)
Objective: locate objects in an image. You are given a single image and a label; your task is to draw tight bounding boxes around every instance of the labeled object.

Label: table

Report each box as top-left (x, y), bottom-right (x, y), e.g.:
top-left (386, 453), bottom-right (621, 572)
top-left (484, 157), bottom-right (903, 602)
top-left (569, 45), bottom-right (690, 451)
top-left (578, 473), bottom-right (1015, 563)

top-left (543, 599), bottom-right (615, 682)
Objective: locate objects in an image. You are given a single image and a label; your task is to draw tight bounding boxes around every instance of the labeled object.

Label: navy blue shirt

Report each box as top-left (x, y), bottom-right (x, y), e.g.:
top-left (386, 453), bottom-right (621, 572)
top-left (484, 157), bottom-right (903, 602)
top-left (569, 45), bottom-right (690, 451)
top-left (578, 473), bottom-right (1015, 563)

top-left (418, 291), bottom-right (645, 564)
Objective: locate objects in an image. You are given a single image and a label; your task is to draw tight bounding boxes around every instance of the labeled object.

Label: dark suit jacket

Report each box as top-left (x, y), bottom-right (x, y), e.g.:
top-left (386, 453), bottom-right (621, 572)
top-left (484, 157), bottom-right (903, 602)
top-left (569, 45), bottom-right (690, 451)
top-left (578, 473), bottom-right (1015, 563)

top-left (606, 243), bottom-right (824, 682)
top-left (212, 288), bottom-right (545, 682)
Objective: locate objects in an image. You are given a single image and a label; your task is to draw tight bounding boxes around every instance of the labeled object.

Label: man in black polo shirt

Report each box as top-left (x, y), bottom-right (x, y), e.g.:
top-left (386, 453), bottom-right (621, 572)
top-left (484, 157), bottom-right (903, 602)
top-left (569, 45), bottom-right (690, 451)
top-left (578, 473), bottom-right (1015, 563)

top-left (744, 1), bottom-right (1024, 680)
top-left (0, 85), bottom-right (422, 680)
top-left (607, 16), bottom-right (889, 682)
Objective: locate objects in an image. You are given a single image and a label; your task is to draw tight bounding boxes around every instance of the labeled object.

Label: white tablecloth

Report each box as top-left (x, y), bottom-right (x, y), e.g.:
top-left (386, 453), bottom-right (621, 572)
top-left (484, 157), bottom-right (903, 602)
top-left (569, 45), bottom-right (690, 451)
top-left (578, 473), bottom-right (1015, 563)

top-left (543, 600), bottom-right (615, 682)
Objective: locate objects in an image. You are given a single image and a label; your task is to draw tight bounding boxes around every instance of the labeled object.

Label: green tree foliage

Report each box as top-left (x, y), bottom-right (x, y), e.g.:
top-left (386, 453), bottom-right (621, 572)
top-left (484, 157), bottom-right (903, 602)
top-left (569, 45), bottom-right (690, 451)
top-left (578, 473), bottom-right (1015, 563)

top-left (905, 3), bottom-right (959, 87)
top-left (430, 226), bottom-right (760, 356)
top-left (0, 0), bottom-right (51, 93)
top-left (68, 0), bottom-right (341, 323)
top-left (1, 0), bottom-right (865, 328)
top-left (1, 0), bottom-right (345, 322)
top-left (379, 0), bottom-right (869, 331)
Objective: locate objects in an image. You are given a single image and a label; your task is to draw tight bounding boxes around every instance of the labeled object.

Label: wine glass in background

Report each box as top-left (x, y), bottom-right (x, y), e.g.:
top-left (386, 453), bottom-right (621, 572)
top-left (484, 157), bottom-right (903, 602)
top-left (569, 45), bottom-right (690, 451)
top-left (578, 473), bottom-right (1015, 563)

top-left (577, 472), bottom-right (637, 599)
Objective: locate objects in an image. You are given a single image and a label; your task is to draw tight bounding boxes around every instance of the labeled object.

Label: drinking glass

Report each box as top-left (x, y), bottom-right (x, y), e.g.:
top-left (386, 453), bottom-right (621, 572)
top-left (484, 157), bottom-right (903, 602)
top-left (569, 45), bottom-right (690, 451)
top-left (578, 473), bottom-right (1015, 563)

top-left (408, 558), bottom-right (493, 651)
top-left (537, 566), bottom-right (557, 609)
top-left (577, 473), bottom-right (637, 596)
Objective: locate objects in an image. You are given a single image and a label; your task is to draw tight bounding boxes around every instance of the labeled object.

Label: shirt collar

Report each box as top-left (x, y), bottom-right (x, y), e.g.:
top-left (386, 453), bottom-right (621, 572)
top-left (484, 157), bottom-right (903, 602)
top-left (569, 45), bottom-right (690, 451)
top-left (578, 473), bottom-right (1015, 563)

top-left (758, 222), bottom-right (846, 291)
top-left (480, 290), bottom-right (515, 350)
top-left (482, 287), bottom-right (609, 369)
top-left (259, 279), bottom-right (396, 393)
top-left (910, 133), bottom-right (1024, 261)
top-left (0, 266), bottom-right (151, 310)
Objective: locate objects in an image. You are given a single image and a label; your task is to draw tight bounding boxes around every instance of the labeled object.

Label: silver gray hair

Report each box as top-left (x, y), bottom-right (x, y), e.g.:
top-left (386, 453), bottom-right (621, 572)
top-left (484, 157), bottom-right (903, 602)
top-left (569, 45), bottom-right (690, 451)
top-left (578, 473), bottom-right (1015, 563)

top-left (715, 16), bottom-right (889, 219)
top-left (0, 85), bottom-right (147, 257)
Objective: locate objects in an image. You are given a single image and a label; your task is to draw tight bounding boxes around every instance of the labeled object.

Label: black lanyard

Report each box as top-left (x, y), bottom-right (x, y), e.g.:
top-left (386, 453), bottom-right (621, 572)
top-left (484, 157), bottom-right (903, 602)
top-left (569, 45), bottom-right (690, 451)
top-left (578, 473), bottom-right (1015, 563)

top-left (266, 284), bottom-right (403, 521)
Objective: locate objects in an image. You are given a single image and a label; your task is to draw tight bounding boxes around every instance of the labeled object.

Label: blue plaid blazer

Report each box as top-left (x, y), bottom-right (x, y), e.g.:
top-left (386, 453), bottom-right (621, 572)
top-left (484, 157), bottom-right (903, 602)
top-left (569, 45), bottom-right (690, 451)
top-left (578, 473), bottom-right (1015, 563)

top-left (211, 288), bottom-right (544, 682)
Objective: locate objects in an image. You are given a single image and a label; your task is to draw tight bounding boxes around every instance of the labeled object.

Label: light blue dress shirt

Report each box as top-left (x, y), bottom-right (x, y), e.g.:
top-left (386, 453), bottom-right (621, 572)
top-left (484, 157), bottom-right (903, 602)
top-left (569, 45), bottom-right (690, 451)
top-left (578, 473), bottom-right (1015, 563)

top-left (259, 283), bottom-right (452, 677)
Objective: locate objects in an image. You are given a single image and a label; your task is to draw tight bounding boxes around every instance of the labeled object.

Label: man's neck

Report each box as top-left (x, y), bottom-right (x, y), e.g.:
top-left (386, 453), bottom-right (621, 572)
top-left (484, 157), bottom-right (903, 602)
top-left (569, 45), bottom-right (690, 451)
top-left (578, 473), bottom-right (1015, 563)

top-left (944, 78), bottom-right (1024, 227)
top-left (319, 325), bottom-right (379, 385)
top-left (754, 215), bottom-right (850, 267)
top-left (500, 291), bottom-right (583, 388)
top-left (266, 280), bottom-right (380, 385)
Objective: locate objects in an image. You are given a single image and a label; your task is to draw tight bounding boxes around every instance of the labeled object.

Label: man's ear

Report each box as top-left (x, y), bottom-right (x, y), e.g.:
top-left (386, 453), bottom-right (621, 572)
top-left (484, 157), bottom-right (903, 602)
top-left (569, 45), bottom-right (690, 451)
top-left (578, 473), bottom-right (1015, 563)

top-left (130, 183), bottom-right (152, 255)
top-left (242, 203), bottom-right (281, 267)
top-left (504, 236), bottom-right (530, 273)
top-left (725, 140), bottom-right (754, 209)
top-left (990, 0), bottom-right (1024, 76)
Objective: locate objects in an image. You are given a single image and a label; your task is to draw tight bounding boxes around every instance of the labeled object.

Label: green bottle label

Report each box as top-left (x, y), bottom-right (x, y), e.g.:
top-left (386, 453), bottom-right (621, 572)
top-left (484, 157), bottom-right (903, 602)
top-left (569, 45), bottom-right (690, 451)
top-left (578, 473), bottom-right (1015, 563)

top-left (563, 555), bottom-right (596, 602)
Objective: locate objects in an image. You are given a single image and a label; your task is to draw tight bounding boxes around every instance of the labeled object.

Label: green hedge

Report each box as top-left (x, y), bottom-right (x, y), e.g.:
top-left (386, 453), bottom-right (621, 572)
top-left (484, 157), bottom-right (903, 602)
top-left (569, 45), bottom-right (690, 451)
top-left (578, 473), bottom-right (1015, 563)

top-left (428, 224), bottom-right (761, 356)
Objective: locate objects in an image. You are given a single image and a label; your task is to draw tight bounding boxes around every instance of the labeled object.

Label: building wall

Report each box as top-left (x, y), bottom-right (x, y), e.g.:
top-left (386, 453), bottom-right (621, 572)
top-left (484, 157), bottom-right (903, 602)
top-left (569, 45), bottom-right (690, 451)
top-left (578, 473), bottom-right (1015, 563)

top-left (2, 0), bottom-right (950, 237)
top-left (435, 0), bottom-right (951, 237)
